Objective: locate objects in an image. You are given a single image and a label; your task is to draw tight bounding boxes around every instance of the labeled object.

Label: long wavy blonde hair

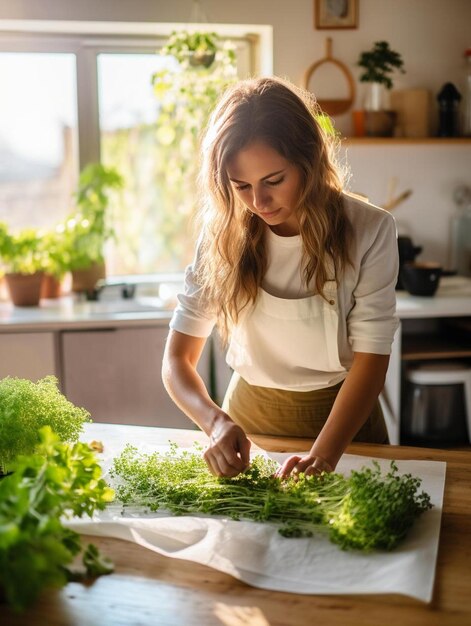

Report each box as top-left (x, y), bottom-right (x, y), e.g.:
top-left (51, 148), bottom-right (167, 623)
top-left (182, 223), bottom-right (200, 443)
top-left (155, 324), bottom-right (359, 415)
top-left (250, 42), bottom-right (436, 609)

top-left (195, 76), bottom-right (352, 342)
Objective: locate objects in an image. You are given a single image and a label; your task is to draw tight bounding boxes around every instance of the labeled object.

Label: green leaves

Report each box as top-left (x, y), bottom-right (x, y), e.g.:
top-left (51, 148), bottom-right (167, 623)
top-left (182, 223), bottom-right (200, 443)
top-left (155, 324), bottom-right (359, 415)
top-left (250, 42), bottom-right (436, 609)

top-left (0, 163), bottom-right (124, 276)
top-left (0, 376), bottom-right (91, 474)
top-left (327, 461), bottom-right (432, 551)
top-left (82, 543), bottom-right (115, 577)
top-left (111, 445), bottom-right (432, 552)
top-left (0, 222), bottom-right (47, 274)
top-left (62, 163), bottom-right (124, 271)
top-left (160, 31), bottom-right (219, 67)
top-left (357, 41), bottom-right (405, 89)
top-left (0, 426), bottom-right (114, 612)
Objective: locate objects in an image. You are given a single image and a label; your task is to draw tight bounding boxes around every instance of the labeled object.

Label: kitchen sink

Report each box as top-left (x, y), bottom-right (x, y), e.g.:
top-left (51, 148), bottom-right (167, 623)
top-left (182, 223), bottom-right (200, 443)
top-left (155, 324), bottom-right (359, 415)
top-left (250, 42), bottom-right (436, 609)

top-left (74, 297), bottom-right (166, 315)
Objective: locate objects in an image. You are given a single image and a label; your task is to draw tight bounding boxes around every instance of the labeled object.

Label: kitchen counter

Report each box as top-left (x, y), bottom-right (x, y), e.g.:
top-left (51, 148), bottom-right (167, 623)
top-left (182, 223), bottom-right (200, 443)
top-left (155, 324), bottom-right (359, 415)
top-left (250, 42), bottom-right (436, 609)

top-left (3, 424), bottom-right (470, 626)
top-left (396, 275), bottom-right (471, 318)
top-left (0, 276), bottom-right (469, 331)
top-left (0, 295), bottom-right (173, 331)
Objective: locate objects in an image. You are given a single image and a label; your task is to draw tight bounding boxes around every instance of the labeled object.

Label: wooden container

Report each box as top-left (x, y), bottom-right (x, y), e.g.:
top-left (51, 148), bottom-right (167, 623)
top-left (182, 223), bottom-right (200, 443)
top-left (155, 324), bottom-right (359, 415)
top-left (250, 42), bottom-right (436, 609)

top-left (390, 89), bottom-right (431, 137)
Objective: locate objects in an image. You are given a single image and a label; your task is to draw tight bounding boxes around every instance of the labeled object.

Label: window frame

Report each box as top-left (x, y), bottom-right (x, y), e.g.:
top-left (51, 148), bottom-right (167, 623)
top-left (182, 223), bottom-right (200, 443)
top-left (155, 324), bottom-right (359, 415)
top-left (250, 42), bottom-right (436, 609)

top-left (0, 20), bottom-right (273, 170)
top-left (0, 20), bottom-right (273, 276)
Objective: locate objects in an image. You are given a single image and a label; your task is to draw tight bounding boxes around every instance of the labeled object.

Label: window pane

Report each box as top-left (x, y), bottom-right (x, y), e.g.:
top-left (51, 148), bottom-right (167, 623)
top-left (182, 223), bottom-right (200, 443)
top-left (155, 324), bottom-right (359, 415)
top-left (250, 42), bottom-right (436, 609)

top-left (98, 52), bottom-right (195, 276)
top-left (0, 53), bottom-right (78, 231)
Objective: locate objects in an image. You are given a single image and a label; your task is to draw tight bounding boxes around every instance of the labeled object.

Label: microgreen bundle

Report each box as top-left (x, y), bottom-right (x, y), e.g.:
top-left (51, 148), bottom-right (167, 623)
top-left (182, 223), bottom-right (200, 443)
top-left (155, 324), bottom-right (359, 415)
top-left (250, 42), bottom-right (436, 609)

top-left (111, 443), bottom-right (432, 552)
top-left (0, 427), bottom-right (114, 612)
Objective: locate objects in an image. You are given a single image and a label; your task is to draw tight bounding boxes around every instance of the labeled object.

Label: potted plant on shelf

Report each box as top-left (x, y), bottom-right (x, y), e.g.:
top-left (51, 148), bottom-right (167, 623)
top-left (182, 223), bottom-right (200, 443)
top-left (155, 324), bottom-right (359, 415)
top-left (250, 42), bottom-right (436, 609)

top-left (62, 163), bottom-right (124, 293)
top-left (0, 223), bottom-right (47, 306)
top-left (357, 41), bottom-right (405, 136)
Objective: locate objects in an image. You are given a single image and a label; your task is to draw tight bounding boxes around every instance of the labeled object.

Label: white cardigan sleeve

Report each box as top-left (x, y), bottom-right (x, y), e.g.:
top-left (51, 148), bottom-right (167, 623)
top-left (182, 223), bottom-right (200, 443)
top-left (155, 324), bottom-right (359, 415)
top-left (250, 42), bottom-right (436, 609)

top-left (169, 248), bottom-right (217, 339)
top-left (346, 209), bottom-right (400, 355)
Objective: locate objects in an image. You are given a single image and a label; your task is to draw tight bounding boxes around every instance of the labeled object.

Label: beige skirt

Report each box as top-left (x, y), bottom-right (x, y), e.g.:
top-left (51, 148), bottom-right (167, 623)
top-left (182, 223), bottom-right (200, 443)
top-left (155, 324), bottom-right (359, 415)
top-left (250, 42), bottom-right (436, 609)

top-left (222, 372), bottom-right (389, 444)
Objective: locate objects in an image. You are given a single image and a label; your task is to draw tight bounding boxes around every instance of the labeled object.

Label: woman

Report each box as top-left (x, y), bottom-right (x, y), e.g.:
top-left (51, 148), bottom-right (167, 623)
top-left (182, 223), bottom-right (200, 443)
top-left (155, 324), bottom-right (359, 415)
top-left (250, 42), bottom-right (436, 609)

top-left (162, 76), bottom-right (399, 479)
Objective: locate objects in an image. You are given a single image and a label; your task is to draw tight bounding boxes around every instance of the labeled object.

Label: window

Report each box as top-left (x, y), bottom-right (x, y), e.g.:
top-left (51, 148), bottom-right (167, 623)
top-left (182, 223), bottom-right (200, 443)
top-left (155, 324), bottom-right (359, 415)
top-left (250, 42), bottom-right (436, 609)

top-left (0, 52), bottom-right (78, 231)
top-left (97, 52), bottom-right (185, 274)
top-left (0, 21), bottom-right (272, 276)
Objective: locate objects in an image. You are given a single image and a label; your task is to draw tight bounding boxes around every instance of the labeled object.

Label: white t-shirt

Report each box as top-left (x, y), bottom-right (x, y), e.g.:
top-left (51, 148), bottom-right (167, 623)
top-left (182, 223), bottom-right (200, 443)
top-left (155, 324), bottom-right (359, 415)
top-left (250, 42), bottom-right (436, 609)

top-left (170, 194), bottom-right (399, 388)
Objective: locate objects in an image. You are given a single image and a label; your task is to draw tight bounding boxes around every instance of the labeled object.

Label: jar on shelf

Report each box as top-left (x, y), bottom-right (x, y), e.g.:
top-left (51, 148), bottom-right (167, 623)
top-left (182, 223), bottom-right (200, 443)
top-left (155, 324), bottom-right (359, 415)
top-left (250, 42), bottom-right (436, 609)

top-left (462, 48), bottom-right (471, 136)
top-left (450, 185), bottom-right (471, 276)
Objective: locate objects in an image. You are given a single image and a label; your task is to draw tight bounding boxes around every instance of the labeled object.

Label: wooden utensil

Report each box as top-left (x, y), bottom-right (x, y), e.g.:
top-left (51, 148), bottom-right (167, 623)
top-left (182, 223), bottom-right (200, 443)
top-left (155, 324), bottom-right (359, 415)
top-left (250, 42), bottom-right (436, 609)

top-left (303, 37), bottom-right (355, 115)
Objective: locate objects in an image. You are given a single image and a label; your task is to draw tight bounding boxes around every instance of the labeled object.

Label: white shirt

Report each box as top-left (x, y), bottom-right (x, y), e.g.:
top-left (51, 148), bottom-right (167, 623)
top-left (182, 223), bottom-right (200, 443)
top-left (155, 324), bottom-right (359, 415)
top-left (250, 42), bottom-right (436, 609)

top-left (170, 194), bottom-right (399, 389)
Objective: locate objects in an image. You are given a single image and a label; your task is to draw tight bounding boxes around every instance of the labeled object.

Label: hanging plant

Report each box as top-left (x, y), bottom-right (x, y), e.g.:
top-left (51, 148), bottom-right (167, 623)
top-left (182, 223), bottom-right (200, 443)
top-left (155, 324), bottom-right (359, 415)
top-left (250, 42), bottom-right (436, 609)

top-left (160, 30), bottom-right (220, 68)
top-left (149, 30), bottom-right (238, 259)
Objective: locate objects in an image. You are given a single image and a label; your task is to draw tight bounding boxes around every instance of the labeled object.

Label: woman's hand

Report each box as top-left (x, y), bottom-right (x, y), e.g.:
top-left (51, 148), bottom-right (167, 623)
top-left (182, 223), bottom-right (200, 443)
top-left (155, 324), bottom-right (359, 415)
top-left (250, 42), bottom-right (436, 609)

top-left (274, 454), bottom-right (333, 479)
top-left (204, 412), bottom-right (251, 478)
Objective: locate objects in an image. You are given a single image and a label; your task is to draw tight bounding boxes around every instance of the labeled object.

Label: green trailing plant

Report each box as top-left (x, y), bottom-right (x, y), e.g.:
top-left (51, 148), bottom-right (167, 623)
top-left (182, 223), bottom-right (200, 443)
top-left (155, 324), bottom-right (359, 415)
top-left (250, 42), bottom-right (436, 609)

top-left (0, 426), bottom-right (114, 612)
top-left (0, 223), bottom-right (47, 275)
top-left (61, 163), bottom-right (124, 271)
top-left (357, 41), bottom-right (405, 89)
top-left (145, 30), bottom-right (237, 266)
top-left (0, 376), bottom-right (91, 475)
top-left (111, 443), bottom-right (432, 552)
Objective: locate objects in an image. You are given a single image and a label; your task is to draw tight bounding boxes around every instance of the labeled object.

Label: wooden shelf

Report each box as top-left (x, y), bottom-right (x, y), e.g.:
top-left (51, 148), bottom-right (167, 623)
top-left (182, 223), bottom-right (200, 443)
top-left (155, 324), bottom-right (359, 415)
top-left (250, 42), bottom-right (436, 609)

top-left (402, 333), bottom-right (471, 361)
top-left (342, 137), bottom-right (471, 145)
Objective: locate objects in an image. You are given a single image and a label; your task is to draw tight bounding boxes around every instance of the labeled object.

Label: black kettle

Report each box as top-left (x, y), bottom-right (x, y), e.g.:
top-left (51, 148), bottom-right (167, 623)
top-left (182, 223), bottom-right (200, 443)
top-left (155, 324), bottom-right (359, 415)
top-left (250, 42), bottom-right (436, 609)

top-left (397, 236), bottom-right (423, 289)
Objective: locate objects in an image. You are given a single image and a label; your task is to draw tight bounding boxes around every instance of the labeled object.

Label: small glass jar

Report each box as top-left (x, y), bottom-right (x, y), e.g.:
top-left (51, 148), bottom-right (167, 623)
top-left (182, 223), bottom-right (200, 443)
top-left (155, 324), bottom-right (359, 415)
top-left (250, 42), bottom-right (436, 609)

top-left (462, 48), bottom-right (471, 136)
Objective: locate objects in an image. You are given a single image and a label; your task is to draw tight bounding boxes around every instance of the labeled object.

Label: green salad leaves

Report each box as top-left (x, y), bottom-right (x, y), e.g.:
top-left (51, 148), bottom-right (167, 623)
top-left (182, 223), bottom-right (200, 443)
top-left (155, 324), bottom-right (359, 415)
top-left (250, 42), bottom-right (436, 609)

top-left (111, 443), bottom-right (432, 552)
top-left (0, 427), bottom-right (114, 612)
top-left (0, 376), bottom-right (91, 474)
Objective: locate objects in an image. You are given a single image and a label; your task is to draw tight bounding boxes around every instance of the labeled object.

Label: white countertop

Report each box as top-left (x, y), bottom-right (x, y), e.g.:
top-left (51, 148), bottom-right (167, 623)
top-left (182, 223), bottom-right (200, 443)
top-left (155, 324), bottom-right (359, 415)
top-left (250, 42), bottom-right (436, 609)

top-left (0, 295), bottom-right (173, 331)
top-left (396, 276), bottom-right (471, 318)
top-left (0, 276), bottom-right (470, 332)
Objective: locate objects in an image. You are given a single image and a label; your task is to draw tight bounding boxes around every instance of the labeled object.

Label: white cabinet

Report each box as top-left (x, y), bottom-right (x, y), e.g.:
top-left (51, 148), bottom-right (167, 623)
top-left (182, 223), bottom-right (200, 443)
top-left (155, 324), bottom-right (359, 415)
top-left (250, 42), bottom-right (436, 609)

top-left (0, 332), bottom-right (57, 380)
top-left (383, 281), bottom-right (471, 446)
top-left (60, 326), bottom-right (193, 428)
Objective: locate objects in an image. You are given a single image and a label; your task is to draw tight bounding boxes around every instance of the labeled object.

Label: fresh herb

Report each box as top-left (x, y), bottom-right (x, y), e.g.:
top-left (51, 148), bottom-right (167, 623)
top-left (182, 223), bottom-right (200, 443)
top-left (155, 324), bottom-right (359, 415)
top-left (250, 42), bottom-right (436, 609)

top-left (0, 376), bottom-right (91, 474)
top-left (0, 427), bottom-right (114, 612)
top-left (111, 444), bottom-right (432, 552)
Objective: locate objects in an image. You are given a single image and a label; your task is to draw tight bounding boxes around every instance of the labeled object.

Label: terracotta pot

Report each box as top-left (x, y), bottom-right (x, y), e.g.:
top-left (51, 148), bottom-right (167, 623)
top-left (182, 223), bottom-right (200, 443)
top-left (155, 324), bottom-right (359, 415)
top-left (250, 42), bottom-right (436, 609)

top-left (41, 274), bottom-right (62, 299)
top-left (5, 272), bottom-right (44, 307)
top-left (71, 262), bottom-right (106, 293)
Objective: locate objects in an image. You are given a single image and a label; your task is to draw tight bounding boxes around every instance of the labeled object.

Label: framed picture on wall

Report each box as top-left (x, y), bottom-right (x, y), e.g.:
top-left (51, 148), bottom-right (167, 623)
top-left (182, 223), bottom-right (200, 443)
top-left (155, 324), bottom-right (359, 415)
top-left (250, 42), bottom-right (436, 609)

top-left (315, 0), bottom-right (359, 29)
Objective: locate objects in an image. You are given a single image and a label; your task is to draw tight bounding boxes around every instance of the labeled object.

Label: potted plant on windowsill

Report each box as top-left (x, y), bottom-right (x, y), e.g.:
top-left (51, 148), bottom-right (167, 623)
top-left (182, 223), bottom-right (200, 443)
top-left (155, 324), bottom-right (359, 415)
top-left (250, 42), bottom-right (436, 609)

top-left (0, 223), bottom-right (47, 306)
top-left (357, 41), bottom-right (405, 136)
top-left (39, 226), bottom-right (72, 299)
top-left (62, 163), bottom-right (124, 293)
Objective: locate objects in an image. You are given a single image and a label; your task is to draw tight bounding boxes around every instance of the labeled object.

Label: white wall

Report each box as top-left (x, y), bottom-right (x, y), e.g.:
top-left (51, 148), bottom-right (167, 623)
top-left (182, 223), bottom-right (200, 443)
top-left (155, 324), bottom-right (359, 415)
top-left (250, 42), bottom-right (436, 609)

top-left (2, 0), bottom-right (470, 267)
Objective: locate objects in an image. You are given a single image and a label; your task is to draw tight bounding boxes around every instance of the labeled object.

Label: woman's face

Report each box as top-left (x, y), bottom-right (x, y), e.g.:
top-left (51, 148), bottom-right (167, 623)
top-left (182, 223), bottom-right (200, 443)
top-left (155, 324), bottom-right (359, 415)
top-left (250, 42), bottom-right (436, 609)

top-left (226, 141), bottom-right (302, 236)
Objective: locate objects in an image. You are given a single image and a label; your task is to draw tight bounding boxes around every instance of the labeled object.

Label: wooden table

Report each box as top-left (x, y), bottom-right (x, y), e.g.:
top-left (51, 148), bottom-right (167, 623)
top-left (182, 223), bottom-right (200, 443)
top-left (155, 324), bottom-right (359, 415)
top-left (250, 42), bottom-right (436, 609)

top-left (3, 425), bottom-right (471, 626)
